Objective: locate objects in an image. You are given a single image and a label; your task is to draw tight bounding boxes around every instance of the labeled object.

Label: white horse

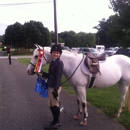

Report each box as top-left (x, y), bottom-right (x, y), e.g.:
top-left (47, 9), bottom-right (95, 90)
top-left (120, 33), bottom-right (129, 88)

top-left (27, 45), bottom-right (130, 126)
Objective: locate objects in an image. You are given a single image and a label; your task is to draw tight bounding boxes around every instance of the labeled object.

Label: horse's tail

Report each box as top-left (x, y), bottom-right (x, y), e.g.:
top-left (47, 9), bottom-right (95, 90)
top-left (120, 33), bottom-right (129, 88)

top-left (127, 86), bottom-right (130, 111)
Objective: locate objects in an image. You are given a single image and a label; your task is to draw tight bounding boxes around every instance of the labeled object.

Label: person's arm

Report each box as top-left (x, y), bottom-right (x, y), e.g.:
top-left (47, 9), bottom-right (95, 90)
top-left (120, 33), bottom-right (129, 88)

top-left (54, 61), bottom-right (64, 90)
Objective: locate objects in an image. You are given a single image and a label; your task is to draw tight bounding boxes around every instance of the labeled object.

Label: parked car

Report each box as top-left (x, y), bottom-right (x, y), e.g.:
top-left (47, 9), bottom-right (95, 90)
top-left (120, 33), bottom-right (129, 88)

top-left (105, 47), bottom-right (118, 56)
top-left (96, 45), bottom-right (105, 53)
top-left (62, 46), bottom-right (71, 51)
top-left (115, 48), bottom-right (130, 57)
top-left (71, 47), bottom-right (80, 53)
top-left (78, 47), bottom-right (101, 56)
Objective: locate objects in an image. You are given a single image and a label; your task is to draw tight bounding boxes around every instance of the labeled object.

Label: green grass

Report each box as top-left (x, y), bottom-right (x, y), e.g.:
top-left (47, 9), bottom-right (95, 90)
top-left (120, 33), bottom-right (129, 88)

top-left (87, 87), bottom-right (130, 130)
top-left (18, 58), bottom-right (130, 130)
top-left (87, 86), bottom-right (120, 117)
top-left (18, 58), bottom-right (32, 66)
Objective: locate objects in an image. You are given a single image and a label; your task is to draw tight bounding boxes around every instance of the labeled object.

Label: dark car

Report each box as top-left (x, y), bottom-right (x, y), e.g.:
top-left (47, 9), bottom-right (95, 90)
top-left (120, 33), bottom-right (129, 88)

top-left (115, 48), bottom-right (130, 57)
top-left (105, 47), bottom-right (118, 56)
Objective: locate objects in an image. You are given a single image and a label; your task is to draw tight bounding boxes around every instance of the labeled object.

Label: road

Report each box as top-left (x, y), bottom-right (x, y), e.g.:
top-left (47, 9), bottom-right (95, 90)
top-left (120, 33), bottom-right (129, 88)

top-left (0, 52), bottom-right (127, 130)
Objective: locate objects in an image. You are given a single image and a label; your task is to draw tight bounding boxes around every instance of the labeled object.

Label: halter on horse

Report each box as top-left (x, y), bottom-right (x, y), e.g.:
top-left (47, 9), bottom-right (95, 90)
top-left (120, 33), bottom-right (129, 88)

top-left (27, 44), bottom-right (130, 126)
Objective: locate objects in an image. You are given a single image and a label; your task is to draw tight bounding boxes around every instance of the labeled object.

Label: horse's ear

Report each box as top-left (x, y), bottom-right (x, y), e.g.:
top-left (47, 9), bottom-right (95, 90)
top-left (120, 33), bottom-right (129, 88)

top-left (34, 43), bottom-right (40, 49)
top-left (34, 44), bottom-right (38, 48)
top-left (38, 45), bottom-right (44, 49)
top-left (37, 44), bottom-right (44, 50)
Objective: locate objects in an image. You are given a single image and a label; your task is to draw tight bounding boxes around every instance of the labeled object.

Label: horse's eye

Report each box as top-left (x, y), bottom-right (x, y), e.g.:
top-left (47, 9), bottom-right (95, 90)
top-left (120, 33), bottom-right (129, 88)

top-left (34, 55), bottom-right (38, 59)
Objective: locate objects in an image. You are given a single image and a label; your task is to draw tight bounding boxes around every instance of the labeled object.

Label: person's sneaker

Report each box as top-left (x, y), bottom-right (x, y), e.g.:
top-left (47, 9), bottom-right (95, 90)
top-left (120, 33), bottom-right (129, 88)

top-left (44, 123), bottom-right (59, 129)
top-left (49, 121), bottom-right (61, 126)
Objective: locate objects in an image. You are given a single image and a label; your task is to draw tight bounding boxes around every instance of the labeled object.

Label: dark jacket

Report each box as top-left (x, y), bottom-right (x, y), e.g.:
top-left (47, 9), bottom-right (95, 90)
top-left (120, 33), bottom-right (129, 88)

top-left (7, 47), bottom-right (10, 53)
top-left (42, 58), bottom-right (64, 90)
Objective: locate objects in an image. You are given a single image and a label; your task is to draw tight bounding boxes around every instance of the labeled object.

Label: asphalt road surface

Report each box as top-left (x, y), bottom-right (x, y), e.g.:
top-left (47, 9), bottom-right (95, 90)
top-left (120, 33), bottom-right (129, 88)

top-left (0, 56), bottom-right (127, 130)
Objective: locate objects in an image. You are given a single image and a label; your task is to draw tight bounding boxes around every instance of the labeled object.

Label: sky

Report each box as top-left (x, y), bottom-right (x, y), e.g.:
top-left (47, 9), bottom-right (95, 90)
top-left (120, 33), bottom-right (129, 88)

top-left (0, 0), bottom-right (115, 35)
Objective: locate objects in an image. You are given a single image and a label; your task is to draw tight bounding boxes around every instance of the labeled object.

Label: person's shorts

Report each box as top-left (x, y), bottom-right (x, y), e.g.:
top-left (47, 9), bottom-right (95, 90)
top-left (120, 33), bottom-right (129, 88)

top-left (48, 87), bottom-right (61, 107)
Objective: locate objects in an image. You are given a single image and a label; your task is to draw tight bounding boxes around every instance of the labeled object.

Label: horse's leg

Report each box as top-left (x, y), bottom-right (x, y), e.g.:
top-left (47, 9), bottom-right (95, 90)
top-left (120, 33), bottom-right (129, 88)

top-left (73, 87), bottom-right (83, 120)
top-left (73, 99), bottom-right (83, 120)
top-left (75, 86), bottom-right (88, 126)
top-left (79, 101), bottom-right (88, 126)
top-left (115, 81), bottom-right (129, 118)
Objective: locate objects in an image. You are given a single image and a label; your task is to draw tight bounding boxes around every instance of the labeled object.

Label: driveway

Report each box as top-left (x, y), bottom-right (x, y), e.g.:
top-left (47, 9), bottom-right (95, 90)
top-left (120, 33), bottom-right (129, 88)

top-left (0, 51), bottom-right (6, 56)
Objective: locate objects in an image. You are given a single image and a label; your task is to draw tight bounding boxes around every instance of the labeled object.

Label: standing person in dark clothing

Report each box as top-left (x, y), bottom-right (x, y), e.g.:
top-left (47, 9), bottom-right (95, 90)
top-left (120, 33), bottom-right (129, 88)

top-left (7, 46), bottom-right (10, 55)
top-left (42, 44), bottom-right (64, 130)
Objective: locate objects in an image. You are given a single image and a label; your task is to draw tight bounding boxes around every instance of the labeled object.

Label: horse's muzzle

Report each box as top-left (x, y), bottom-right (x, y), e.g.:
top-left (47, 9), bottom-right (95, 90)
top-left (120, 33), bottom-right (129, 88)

top-left (27, 69), bottom-right (35, 75)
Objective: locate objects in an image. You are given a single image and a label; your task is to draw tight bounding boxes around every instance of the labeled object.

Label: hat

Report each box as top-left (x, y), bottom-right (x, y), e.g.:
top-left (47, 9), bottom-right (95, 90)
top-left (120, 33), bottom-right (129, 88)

top-left (50, 44), bottom-right (62, 54)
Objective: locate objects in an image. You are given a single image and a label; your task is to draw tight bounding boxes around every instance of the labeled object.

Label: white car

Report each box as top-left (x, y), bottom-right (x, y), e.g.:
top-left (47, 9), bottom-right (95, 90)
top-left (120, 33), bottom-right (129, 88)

top-left (71, 47), bottom-right (80, 53)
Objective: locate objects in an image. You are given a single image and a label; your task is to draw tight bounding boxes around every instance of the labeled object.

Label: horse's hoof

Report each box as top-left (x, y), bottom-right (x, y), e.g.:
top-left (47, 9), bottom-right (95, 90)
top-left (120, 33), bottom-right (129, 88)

top-left (73, 115), bottom-right (80, 120)
top-left (114, 114), bottom-right (120, 119)
top-left (79, 120), bottom-right (87, 126)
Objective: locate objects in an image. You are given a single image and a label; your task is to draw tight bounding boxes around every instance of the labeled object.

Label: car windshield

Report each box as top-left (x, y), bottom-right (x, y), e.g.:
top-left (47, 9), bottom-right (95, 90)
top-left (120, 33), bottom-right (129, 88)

top-left (106, 48), bottom-right (110, 50)
top-left (90, 48), bottom-right (99, 52)
top-left (82, 48), bottom-right (89, 52)
top-left (113, 48), bottom-right (118, 51)
top-left (79, 48), bottom-right (83, 51)
top-left (105, 48), bottom-right (115, 51)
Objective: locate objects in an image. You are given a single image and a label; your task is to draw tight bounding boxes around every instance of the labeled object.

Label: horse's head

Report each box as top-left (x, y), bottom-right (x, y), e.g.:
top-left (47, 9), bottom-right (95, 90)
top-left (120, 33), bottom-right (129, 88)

top-left (26, 44), bottom-right (52, 75)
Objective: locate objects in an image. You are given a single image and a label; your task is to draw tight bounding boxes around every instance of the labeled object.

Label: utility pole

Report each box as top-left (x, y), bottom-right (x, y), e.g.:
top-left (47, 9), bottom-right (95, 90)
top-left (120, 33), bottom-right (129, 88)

top-left (53, 0), bottom-right (58, 45)
top-left (98, 36), bottom-right (100, 45)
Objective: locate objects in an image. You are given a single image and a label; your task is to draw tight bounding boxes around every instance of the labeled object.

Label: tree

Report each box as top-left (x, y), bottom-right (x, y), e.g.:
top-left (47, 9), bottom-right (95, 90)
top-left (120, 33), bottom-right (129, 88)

top-left (109, 0), bottom-right (130, 47)
top-left (23, 21), bottom-right (51, 48)
top-left (58, 31), bottom-right (96, 48)
top-left (50, 31), bottom-right (64, 44)
top-left (93, 0), bottom-right (130, 48)
top-left (4, 22), bottom-right (23, 50)
top-left (0, 35), bottom-right (4, 44)
top-left (59, 31), bottom-right (76, 47)
top-left (4, 21), bottom-right (51, 51)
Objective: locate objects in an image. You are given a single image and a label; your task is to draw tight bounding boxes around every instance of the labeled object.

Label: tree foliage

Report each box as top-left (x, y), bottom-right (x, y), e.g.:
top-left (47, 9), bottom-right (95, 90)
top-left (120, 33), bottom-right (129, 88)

top-left (94, 0), bottom-right (130, 48)
top-left (59, 31), bottom-right (96, 48)
top-left (0, 35), bottom-right (4, 43)
top-left (3, 21), bottom-right (96, 49)
top-left (4, 21), bottom-right (51, 49)
top-left (4, 22), bottom-right (23, 48)
top-left (110, 0), bottom-right (130, 47)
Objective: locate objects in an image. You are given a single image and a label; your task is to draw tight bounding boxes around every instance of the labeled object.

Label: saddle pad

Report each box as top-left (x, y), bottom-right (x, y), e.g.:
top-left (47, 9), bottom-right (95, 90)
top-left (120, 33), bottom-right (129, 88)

top-left (81, 58), bottom-right (106, 76)
top-left (81, 63), bottom-right (96, 88)
top-left (81, 59), bottom-right (91, 75)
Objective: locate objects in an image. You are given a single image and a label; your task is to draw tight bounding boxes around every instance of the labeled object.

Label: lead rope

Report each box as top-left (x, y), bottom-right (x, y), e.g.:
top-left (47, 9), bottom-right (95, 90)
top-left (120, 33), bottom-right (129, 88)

top-left (61, 54), bottom-right (84, 85)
